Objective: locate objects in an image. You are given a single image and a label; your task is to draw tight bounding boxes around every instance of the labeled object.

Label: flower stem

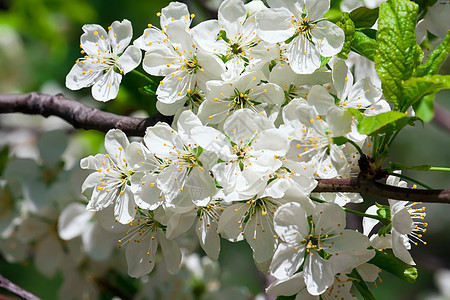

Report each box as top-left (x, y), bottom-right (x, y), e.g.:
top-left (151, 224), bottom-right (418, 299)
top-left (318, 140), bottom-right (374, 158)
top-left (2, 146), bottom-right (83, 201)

top-left (310, 196), bottom-right (383, 220)
top-left (429, 167), bottom-right (450, 172)
top-left (346, 139), bottom-right (364, 157)
top-left (387, 172), bottom-right (433, 190)
top-left (131, 69), bottom-right (155, 84)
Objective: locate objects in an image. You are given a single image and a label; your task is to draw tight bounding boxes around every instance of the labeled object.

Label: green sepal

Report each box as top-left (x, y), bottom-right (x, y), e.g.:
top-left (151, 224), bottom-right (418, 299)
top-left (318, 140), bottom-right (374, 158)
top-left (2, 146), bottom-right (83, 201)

top-left (401, 75), bottom-right (450, 111)
top-left (348, 269), bottom-right (376, 300)
top-left (320, 56), bottom-right (332, 68)
top-left (417, 31), bottom-right (450, 76)
top-left (375, 0), bottom-right (421, 109)
top-left (351, 31), bottom-right (377, 61)
top-left (368, 250), bottom-right (418, 283)
top-left (376, 207), bottom-right (391, 220)
top-left (350, 6), bottom-right (379, 28)
top-left (378, 223), bottom-right (393, 236)
top-left (336, 13), bottom-right (355, 59)
top-left (331, 136), bottom-right (349, 146)
top-left (138, 84), bottom-right (157, 95)
top-left (218, 29), bottom-right (230, 43)
top-left (348, 108), bottom-right (418, 136)
top-left (389, 162), bottom-right (432, 171)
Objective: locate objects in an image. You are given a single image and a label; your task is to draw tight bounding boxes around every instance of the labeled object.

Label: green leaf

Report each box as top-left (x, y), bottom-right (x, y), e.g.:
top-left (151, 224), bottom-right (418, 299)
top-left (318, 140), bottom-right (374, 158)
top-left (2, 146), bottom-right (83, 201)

top-left (348, 108), bottom-right (416, 136)
top-left (138, 84), bottom-right (157, 95)
top-left (402, 75), bottom-right (450, 110)
top-left (369, 250), bottom-right (418, 283)
top-left (336, 13), bottom-right (355, 59)
top-left (351, 31), bottom-right (377, 61)
top-left (375, 0), bottom-right (421, 109)
top-left (413, 94), bottom-right (434, 122)
top-left (389, 162), bottom-right (432, 171)
top-left (418, 31), bottom-right (450, 76)
top-left (348, 269), bottom-right (376, 300)
top-left (350, 6), bottom-right (379, 28)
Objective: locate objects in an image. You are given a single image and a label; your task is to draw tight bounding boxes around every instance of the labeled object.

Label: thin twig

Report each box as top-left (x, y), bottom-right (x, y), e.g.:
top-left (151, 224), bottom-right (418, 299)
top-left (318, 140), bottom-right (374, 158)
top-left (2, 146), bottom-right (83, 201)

top-left (0, 274), bottom-right (40, 300)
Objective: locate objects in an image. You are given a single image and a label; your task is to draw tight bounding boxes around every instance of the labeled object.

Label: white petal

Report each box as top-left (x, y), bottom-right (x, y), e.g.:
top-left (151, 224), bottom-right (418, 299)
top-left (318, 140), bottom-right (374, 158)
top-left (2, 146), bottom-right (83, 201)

top-left (362, 205), bottom-right (380, 236)
top-left (270, 243), bottom-right (306, 279)
top-left (157, 71), bottom-right (195, 103)
top-left (81, 24), bottom-right (109, 56)
top-left (256, 8), bottom-right (295, 43)
top-left (305, 0), bottom-right (330, 21)
top-left (304, 254), bottom-right (334, 295)
top-left (307, 85), bottom-right (335, 115)
top-left (191, 20), bottom-right (221, 53)
top-left (245, 211), bottom-right (278, 263)
top-left (114, 190), bottom-right (137, 224)
top-left (392, 207), bottom-right (413, 235)
top-left (392, 231), bottom-right (415, 265)
top-left (35, 235), bottom-right (64, 277)
top-left (108, 19), bottom-right (133, 55)
top-left (287, 36), bottom-right (321, 74)
top-left (348, 77), bottom-right (382, 108)
top-left (196, 216), bottom-right (221, 261)
top-left (311, 21), bottom-right (345, 57)
top-left (274, 202), bottom-right (310, 243)
top-left (251, 83), bottom-right (285, 105)
top-left (104, 129), bottom-right (130, 160)
top-left (332, 59), bottom-right (352, 100)
top-left (219, 0), bottom-right (247, 26)
top-left (224, 109), bottom-right (274, 140)
top-left (126, 235), bottom-right (158, 277)
top-left (160, 2), bottom-right (191, 28)
top-left (158, 230), bottom-right (182, 274)
top-left (65, 61), bottom-right (102, 90)
top-left (266, 272), bottom-right (305, 296)
top-left (116, 45), bottom-right (141, 74)
top-left (142, 45), bottom-right (178, 76)
top-left (217, 202), bottom-right (247, 241)
top-left (82, 222), bottom-right (115, 261)
top-left (91, 70), bottom-right (122, 101)
top-left (58, 203), bottom-right (92, 240)
top-left (327, 106), bottom-right (352, 136)
top-left (313, 202), bottom-right (345, 236)
top-left (144, 123), bottom-right (179, 157)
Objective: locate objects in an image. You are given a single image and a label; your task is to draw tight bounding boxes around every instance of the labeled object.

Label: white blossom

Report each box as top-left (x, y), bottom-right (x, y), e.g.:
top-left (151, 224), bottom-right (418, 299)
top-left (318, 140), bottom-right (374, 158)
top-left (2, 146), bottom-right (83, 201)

top-left (256, 0), bottom-right (344, 74)
top-left (66, 19), bottom-right (142, 101)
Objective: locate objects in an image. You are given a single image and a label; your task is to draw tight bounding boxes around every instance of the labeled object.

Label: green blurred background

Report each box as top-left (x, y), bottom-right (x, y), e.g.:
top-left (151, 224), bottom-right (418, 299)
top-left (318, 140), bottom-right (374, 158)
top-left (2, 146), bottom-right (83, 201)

top-left (0, 0), bottom-right (449, 299)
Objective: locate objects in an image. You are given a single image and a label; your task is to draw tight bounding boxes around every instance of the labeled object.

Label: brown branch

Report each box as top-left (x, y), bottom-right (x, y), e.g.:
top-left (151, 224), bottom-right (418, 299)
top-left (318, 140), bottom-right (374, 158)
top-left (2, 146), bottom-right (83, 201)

top-left (315, 177), bottom-right (450, 204)
top-left (0, 274), bottom-right (40, 300)
top-left (1, 92), bottom-right (449, 204)
top-left (0, 92), bottom-right (172, 137)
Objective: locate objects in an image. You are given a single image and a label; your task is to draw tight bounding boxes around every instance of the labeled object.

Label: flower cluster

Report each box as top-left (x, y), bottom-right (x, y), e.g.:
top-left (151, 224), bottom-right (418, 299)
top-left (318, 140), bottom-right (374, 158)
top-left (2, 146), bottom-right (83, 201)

top-left (69, 0), bottom-right (432, 298)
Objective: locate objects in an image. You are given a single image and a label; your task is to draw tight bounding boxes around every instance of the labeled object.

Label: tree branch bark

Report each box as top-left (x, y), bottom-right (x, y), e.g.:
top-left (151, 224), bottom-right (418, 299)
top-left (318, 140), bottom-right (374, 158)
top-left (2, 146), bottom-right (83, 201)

top-left (0, 274), bottom-right (40, 300)
top-left (0, 92), bottom-right (172, 137)
top-left (1, 92), bottom-right (449, 204)
top-left (315, 178), bottom-right (450, 204)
